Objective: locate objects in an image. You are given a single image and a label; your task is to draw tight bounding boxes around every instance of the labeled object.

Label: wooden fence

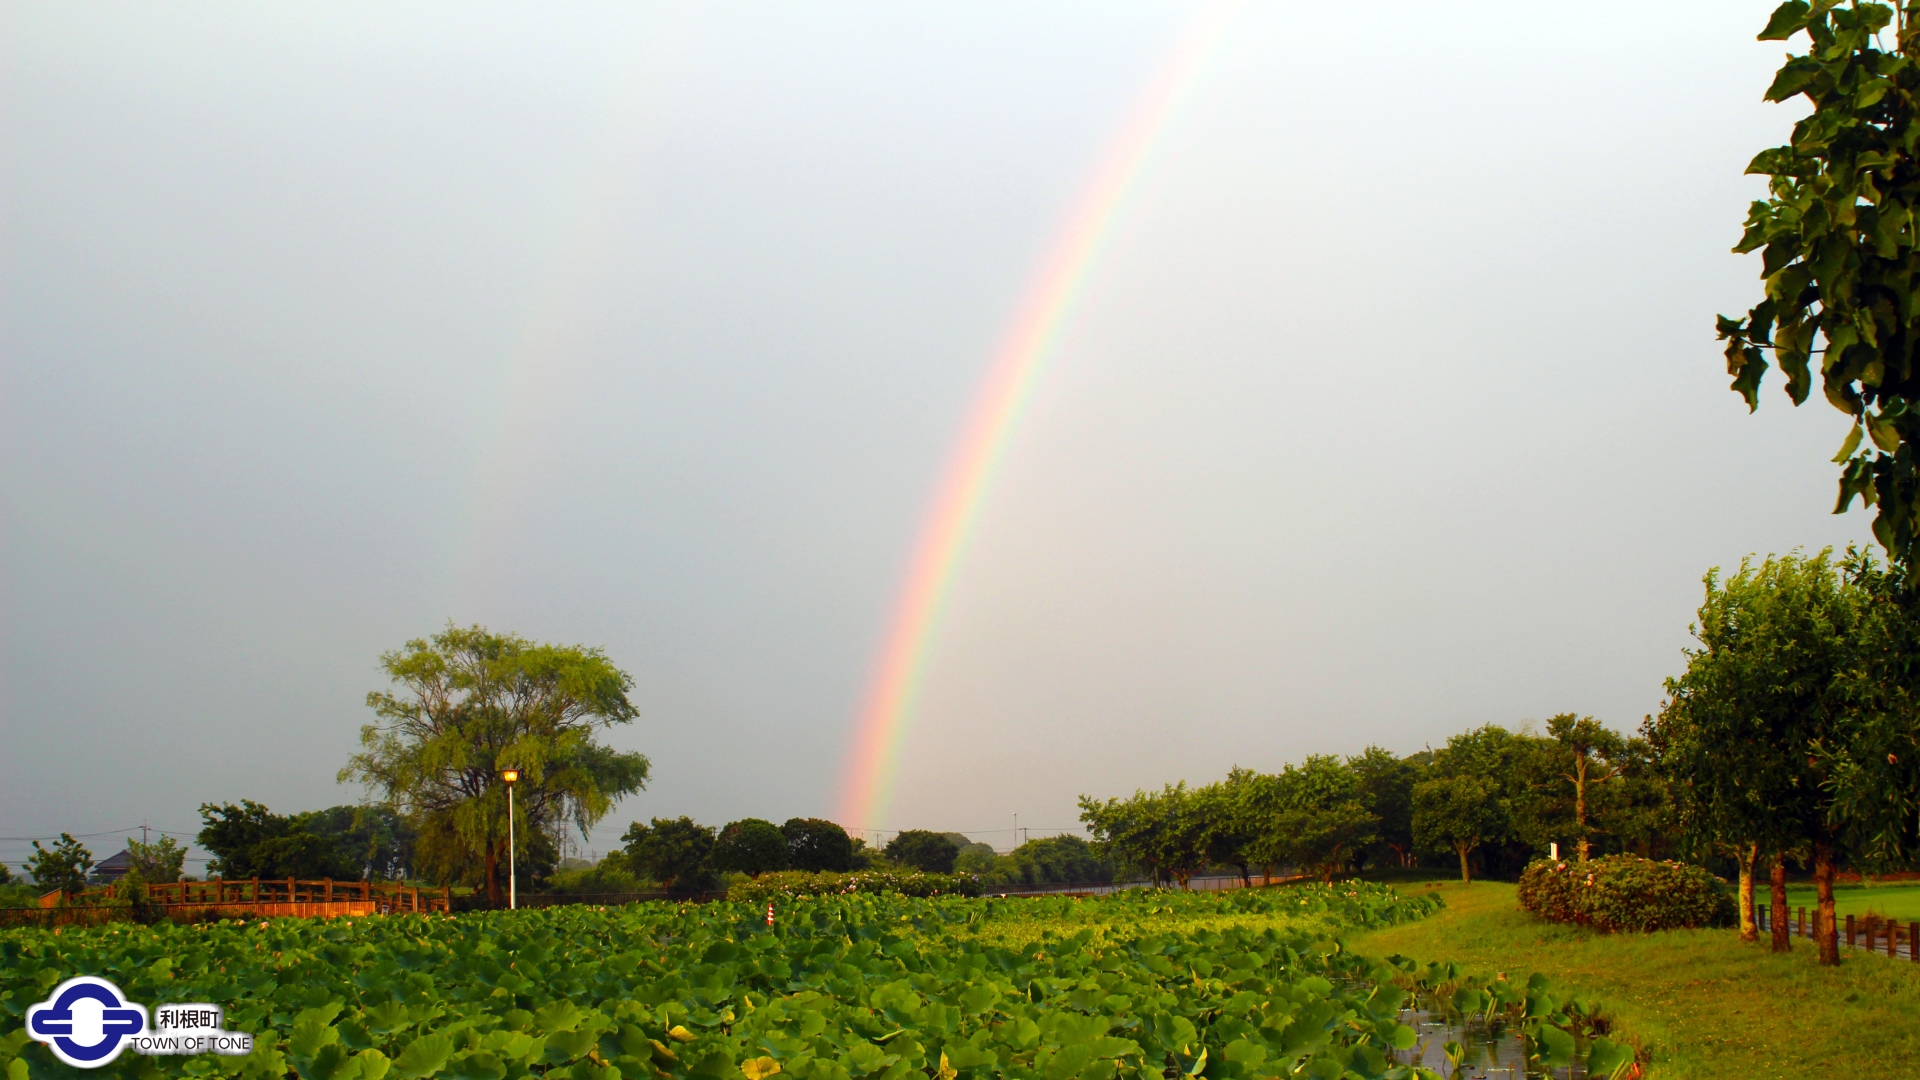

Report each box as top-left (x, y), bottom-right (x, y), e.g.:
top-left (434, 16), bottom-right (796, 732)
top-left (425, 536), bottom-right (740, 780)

top-left (1756, 902), bottom-right (1920, 960)
top-left (38, 877), bottom-right (450, 919)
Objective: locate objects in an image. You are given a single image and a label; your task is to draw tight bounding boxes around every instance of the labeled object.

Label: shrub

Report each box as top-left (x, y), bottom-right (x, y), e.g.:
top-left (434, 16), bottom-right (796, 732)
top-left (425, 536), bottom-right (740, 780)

top-left (1519, 855), bottom-right (1735, 933)
top-left (728, 869), bottom-right (982, 905)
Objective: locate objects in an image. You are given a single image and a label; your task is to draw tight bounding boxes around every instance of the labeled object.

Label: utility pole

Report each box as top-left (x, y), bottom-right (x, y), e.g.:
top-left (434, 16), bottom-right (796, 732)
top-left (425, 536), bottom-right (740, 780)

top-left (140, 821), bottom-right (150, 846)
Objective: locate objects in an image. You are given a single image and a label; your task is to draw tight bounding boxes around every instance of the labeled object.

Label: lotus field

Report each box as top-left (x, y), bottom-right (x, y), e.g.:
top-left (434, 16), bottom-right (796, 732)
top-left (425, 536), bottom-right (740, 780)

top-left (0, 884), bottom-right (1629, 1080)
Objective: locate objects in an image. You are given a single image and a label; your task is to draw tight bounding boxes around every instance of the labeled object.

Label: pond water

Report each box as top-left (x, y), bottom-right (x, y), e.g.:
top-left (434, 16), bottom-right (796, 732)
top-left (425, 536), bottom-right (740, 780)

top-left (1391, 1004), bottom-right (1596, 1080)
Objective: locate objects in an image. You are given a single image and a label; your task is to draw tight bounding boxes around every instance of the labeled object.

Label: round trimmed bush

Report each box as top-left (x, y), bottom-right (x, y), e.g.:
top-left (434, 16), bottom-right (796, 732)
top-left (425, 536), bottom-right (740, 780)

top-left (1518, 854), bottom-right (1735, 932)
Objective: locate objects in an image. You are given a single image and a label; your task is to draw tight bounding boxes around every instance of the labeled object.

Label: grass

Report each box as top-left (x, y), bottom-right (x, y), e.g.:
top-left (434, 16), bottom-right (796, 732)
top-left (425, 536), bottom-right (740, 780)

top-left (1344, 879), bottom-right (1920, 1078)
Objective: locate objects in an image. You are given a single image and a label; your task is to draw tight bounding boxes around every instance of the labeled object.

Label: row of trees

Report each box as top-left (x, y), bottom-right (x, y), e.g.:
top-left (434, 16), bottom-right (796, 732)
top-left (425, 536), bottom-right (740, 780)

top-left (595, 818), bottom-right (1110, 894)
top-left (608, 816), bottom-right (867, 893)
top-left (1080, 715), bottom-right (1666, 888)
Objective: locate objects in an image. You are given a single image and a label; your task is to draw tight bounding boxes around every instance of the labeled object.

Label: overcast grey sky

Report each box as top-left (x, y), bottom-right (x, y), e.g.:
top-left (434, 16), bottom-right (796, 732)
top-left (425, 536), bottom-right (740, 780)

top-left (0, 2), bottom-right (1871, 868)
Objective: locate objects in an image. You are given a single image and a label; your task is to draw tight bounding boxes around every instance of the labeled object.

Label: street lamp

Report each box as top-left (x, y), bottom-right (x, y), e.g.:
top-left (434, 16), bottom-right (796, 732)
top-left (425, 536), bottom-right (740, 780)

top-left (501, 769), bottom-right (520, 910)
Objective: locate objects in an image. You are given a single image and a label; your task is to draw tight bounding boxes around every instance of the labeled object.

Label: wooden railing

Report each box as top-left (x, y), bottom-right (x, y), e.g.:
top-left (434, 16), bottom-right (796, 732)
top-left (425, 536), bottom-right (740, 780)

top-left (1758, 902), bottom-right (1920, 960)
top-left (45, 878), bottom-right (450, 915)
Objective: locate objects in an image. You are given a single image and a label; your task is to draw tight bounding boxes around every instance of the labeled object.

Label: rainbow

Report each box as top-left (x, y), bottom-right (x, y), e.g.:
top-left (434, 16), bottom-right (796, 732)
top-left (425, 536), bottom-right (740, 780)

top-left (835, 1), bottom-right (1245, 833)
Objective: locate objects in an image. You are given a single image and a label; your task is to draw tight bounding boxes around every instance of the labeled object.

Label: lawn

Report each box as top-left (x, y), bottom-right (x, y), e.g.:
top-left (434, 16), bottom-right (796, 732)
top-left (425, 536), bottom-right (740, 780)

top-left (1344, 879), bottom-right (1920, 1078)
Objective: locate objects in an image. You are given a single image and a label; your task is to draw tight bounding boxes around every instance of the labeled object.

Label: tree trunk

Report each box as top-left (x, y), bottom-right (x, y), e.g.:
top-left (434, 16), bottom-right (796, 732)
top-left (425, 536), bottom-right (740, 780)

top-left (1770, 854), bottom-right (1790, 953)
top-left (1455, 842), bottom-right (1472, 883)
top-left (1574, 755), bottom-right (1591, 862)
top-left (484, 842), bottom-right (502, 908)
top-left (1814, 841), bottom-right (1839, 966)
top-left (1738, 842), bottom-right (1758, 943)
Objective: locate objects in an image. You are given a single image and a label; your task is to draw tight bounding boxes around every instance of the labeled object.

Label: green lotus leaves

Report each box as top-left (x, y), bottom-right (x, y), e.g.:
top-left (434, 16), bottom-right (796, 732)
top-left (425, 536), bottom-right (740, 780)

top-left (1585, 1036), bottom-right (1635, 1079)
top-left (0, 880), bottom-right (1608, 1080)
top-left (391, 1033), bottom-right (454, 1078)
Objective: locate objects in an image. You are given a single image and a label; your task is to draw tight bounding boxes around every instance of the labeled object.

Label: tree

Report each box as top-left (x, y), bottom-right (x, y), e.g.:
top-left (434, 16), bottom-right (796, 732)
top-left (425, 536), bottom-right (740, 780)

top-left (710, 819), bottom-right (789, 877)
top-left (341, 626), bottom-right (651, 906)
top-left (1349, 747), bottom-right (1421, 868)
top-left (886, 830), bottom-right (960, 873)
top-left (1716, 3), bottom-right (1920, 572)
top-left (1268, 756), bottom-right (1379, 883)
top-left (123, 836), bottom-right (187, 883)
top-left (1199, 776), bottom-right (1258, 885)
top-left (28, 834), bottom-right (93, 897)
top-left (198, 801), bottom-right (357, 880)
top-left (1653, 551), bottom-right (1861, 964)
top-left (1824, 551), bottom-right (1920, 869)
top-left (782, 818), bottom-right (854, 872)
top-left (1079, 783), bottom-right (1211, 887)
top-left (1544, 714), bottom-right (1627, 863)
top-left (622, 817), bottom-right (715, 892)
top-left (1413, 776), bottom-right (1507, 883)
top-left (1003, 835), bottom-right (1112, 885)
top-left (297, 805), bottom-right (418, 880)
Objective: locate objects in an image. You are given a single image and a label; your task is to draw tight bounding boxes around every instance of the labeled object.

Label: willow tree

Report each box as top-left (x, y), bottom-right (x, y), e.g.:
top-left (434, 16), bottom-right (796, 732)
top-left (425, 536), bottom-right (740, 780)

top-left (340, 625), bottom-right (651, 906)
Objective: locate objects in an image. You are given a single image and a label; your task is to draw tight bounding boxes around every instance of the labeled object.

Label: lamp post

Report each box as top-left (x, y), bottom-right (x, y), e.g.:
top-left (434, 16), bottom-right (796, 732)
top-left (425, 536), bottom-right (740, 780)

top-left (501, 769), bottom-right (520, 910)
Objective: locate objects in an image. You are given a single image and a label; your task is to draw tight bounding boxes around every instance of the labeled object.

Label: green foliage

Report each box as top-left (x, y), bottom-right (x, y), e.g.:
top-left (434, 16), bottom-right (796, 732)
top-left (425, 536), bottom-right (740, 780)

top-left (1517, 856), bottom-right (1736, 933)
top-left (297, 805), bottom-right (419, 880)
top-left (0, 882), bottom-right (1530, 1080)
top-left (968, 836), bottom-right (1115, 888)
top-left (727, 869), bottom-right (984, 904)
top-left (199, 801), bottom-right (361, 880)
top-left (122, 835), bottom-right (188, 883)
top-left (538, 852), bottom-right (647, 895)
top-left (1348, 748), bottom-right (1420, 869)
top-left (1265, 756), bottom-right (1380, 883)
top-left (782, 818), bottom-right (855, 872)
top-left (1717, 1), bottom-right (1920, 564)
top-left (623, 817), bottom-right (718, 892)
top-left (885, 830), bottom-right (960, 873)
top-left (1079, 783), bottom-right (1212, 885)
top-left (1412, 776), bottom-right (1507, 884)
top-left (26, 833), bottom-right (93, 896)
top-left (1651, 552), bottom-right (1858, 862)
top-left (712, 819), bottom-right (791, 878)
top-left (341, 625), bottom-right (651, 905)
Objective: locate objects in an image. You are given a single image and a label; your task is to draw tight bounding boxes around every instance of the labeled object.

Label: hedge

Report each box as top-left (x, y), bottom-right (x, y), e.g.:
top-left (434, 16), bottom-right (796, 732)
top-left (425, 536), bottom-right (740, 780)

top-left (728, 869), bottom-right (982, 905)
top-left (1518, 854), bottom-right (1735, 933)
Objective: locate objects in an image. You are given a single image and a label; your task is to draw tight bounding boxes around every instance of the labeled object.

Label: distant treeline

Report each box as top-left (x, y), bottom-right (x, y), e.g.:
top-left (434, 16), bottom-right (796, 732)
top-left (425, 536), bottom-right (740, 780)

top-left (1080, 714), bottom-right (1669, 885)
top-left (559, 817), bottom-right (1113, 895)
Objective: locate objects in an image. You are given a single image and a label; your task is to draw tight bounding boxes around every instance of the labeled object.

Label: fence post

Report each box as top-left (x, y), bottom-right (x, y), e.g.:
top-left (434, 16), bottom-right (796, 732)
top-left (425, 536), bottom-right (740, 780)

top-left (1847, 913), bottom-right (1856, 948)
top-left (1910, 922), bottom-right (1918, 962)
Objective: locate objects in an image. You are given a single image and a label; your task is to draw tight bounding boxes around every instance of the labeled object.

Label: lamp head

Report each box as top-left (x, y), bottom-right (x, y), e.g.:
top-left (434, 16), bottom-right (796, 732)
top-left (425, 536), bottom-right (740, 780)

top-left (501, 769), bottom-right (519, 784)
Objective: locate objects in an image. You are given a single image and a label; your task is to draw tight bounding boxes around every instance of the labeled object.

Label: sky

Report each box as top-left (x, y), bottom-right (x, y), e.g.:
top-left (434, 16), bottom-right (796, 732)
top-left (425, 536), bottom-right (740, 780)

top-left (0, 1), bottom-right (1876, 871)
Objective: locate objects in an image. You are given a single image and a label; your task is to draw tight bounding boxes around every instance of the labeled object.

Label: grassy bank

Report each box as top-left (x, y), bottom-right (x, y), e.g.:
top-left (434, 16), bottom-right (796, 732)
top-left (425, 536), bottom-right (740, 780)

top-left (1344, 880), bottom-right (1920, 1078)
